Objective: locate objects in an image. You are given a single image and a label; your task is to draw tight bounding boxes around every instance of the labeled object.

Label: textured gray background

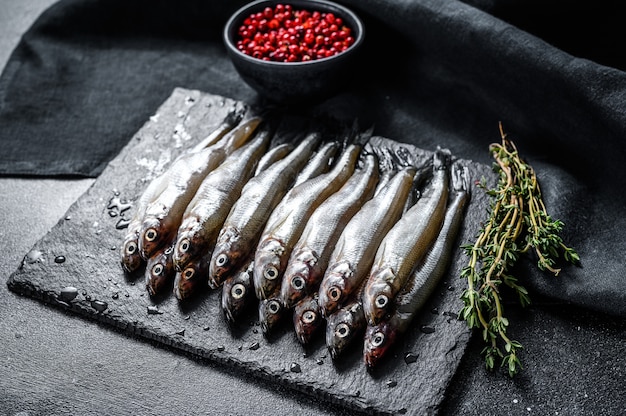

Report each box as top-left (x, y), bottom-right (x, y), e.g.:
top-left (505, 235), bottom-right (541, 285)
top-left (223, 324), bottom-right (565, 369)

top-left (1, 1), bottom-right (624, 416)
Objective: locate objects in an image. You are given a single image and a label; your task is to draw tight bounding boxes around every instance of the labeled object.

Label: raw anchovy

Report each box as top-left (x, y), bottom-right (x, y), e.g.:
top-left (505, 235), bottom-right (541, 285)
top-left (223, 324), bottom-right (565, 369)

top-left (120, 107), bottom-right (244, 272)
top-left (293, 292), bottom-right (323, 345)
top-left (258, 296), bottom-right (286, 336)
top-left (362, 148), bottom-right (452, 325)
top-left (145, 243), bottom-right (176, 297)
top-left (280, 153), bottom-right (379, 309)
top-left (173, 126), bottom-right (272, 272)
top-left (208, 132), bottom-right (322, 288)
top-left (138, 116), bottom-right (262, 259)
top-left (318, 166), bottom-right (417, 318)
top-left (221, 258), bottom-right (256, 325)
top-left (173, 251), bottom-right (211, 300)
top-left (253, 143), bottom-right (362, 301)
top-left (254, 143), bottom-right (292, 176)
top-left (364, 165), bottom-right (470, 368)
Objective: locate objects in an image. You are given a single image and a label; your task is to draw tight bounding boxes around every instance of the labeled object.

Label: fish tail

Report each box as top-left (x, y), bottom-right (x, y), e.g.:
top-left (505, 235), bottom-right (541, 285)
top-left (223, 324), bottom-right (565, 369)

top-left (357, 147), bottom-right (379, 170)
top-left (433, 147), bottom-right (453, 171)
top-left (451, 164), bottom-right (471, 195)
top-left (224, 102), bottom-right (248, 127)
top-left (327, 118), bottom-right (370, 153)
top-left (353, 122), bottom-right (375, 149)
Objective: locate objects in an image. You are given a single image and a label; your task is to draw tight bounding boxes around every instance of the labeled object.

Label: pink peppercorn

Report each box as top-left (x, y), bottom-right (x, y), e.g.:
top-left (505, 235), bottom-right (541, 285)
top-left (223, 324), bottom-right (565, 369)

top-left (236, 3), bottom-right (355, 62)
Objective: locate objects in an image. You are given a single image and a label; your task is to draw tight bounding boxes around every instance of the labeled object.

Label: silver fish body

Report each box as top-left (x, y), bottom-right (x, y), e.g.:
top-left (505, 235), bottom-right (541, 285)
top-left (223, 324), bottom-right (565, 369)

top-left (364, 165), bottom-right (470, 368)
top-left (121, 108), bottom-right (245, 272)
top-left (208, 132), bottom-right (322, 288)
top-left (280, 153), bottom-right (379, 309)
top-left (120, 174), bottom-right (170, 273)
top-left (253, 143), bottom-right (362, 301)
top-left (318, 166), bottom-right (417, 318)
top-left (173, 126), bottom-right (272, 271)
top-left (138, 117), bottom-right (262, 259)
top-left (188, 105), bottom-right (247, 154)
top-left (254, 143), bottom-right (292, 176)
top-left (362, 148), bottom-right (452, 325)
top-left (292, 141), bottom-right (339, 186)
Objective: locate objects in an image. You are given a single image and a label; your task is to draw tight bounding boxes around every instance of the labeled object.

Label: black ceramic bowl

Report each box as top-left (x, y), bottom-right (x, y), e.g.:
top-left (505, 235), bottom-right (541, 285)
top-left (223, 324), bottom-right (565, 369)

top-left (224, 0), bottom-right (365, 105)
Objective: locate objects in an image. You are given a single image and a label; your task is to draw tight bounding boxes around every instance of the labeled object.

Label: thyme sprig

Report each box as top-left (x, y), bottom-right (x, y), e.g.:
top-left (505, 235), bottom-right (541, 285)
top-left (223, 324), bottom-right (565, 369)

top-left (459, 123), bottom-right (580, 377)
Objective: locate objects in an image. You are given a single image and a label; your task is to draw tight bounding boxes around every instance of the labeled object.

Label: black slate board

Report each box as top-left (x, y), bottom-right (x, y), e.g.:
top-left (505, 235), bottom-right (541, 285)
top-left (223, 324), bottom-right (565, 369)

top-left (7, 88), bottom-right (493, 416)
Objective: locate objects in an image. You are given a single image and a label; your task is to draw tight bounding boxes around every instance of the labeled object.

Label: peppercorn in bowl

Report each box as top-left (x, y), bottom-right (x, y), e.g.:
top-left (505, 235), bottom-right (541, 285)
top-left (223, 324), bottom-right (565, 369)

top-left (224, 0), bottom-right (365, 104)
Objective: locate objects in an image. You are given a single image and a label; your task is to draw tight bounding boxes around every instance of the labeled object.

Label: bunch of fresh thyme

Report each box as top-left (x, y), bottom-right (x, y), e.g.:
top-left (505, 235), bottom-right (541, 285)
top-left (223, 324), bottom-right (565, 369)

top-left (459, 123), bottom-right (580, 377)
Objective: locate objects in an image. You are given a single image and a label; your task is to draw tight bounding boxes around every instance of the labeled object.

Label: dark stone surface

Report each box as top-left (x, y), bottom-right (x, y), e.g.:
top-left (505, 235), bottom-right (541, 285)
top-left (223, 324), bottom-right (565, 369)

top-left (7, 88), bottom-right (492, 415)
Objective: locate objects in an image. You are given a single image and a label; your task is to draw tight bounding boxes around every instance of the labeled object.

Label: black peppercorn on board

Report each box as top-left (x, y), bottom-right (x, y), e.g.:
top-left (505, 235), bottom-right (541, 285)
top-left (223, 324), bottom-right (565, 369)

top-left (7, 88), bottom-right (493, 416)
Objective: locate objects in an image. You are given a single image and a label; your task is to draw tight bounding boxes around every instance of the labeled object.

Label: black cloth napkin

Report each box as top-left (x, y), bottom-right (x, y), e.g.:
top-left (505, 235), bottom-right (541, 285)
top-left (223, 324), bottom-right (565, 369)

top-left (1, 0), bottom-right (625, 317)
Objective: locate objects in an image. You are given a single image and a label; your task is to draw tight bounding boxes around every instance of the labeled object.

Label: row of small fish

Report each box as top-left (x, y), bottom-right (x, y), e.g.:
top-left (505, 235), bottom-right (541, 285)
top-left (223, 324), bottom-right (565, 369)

top-left (118, 109), bottom-right (470, 368)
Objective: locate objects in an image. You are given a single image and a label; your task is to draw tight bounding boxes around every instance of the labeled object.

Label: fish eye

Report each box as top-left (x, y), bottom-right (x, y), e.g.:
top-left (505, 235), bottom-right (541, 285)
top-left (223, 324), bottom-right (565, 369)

top-left (291, 276), bottom-right (305, 290)
top-left (178, 238), bottom-right (190, 253)
top-left (335, 323), bottom-right (350, 338)
top-left (302, 310), bottom-right (316, 324)
top-left (216, 253), bottom-right (229, 267)
top-left (264, 266), bottom-right (279, 280)
top-left (268, 300), bottom-right (281, 314)
top-left (372, 331), bottom-right (385, 347)
top-left (183, 268), bottom-right (195, 280)
top-left (375, 294), bottom-right (389, 308)
top-left (125, 241), bottom-right (137, 255)
top-left (231, 283), bottom-right (246, 299)
top-left (152, 263), bottom-right (163, 276)
top-left (328, 286), bottom-right (341, 302)
top-left (145, 229), bottom-right (158, 242)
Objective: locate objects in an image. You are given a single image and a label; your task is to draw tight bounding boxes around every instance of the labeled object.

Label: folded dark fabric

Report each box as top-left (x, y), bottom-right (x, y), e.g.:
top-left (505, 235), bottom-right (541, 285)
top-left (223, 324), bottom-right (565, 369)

top-left (0, 0), bottom-right (256, 176)
top-left (1, 0), bottom-right (625, 317)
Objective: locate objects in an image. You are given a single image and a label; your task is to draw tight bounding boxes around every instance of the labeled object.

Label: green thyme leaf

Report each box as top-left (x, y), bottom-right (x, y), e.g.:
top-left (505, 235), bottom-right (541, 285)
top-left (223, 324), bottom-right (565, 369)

top-left (458, 122), bottom-right (580, 377)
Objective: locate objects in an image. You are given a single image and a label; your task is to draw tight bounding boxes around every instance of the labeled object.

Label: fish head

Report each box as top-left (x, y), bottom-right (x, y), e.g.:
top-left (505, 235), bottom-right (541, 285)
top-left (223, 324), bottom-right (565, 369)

top-left (173, 226), bottom-right (205, 272)
top-left (318, 262), bottom-right (353, 318)
top-left (173, 258), bottom-right (209, 300)
top-left (258, 297), bottom-right (284, 336)
top-left (221, 281), bottom-right (249, 324)
top-left (120, 232), bottom-right (143, 273)
top-left (209, 227), bottom-right (242, 286)
top-left (253, 239), bottom-right (285, 300)
top-left (209, 247), bottom-right (238, 288)
top-left (281, 260), bottom-right (313, 309)
top-left (363, 269), bottom-right (395, 325)
top-left (220, 265), bottom-right (254, 325)
top-left (293, 295), bottom-right (322, 345)
top-left (145, 245), bottom-right (175, 297)
top-left (363, 320), bottom-right (397, 369)
top-left (326, 304), bottom-right (366, 360)
top-left (139, 216), bottom-right (167, 259)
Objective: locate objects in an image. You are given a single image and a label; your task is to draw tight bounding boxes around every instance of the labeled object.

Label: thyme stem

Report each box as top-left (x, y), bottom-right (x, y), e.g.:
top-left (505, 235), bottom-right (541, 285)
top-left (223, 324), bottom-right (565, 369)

top-left (459, 122), bottom-right (580, 377)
